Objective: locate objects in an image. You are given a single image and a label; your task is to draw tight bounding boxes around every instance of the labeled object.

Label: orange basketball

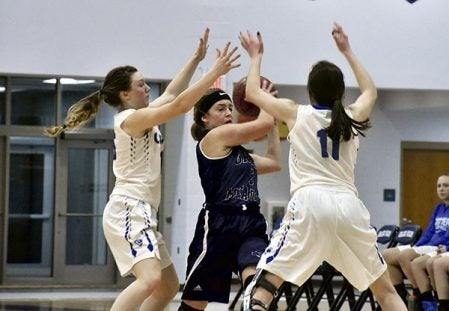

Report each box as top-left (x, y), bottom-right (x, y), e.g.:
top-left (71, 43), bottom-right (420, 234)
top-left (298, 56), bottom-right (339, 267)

top-left (232, 76), bottom-right (276, 117)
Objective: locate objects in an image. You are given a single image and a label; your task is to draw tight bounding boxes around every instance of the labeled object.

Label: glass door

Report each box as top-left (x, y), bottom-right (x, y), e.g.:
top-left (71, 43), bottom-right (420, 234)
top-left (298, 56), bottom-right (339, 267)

top-left (6, 137), bottom-right (55, 278)
top-left (54, 139), bottom-right (116, 284)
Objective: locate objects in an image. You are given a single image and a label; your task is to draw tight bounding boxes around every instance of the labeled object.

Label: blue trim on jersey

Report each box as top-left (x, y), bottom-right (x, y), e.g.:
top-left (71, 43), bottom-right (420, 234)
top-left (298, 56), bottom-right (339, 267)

top-left (124, 202), bottom-right (137, 257)
top-left (265, 212), bottom-right (293, 264)
top-left (141, 204), bottom-right (154, 252)
top-left (312, 104), bottom-right (331, 110)
top-left (265, 225), bottom-right (289, 264)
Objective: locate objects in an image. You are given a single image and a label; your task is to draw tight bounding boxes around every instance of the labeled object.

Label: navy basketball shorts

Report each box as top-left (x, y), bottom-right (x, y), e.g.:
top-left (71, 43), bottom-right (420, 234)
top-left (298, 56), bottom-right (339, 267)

top-left (181, 206), bottom-right (268, 303)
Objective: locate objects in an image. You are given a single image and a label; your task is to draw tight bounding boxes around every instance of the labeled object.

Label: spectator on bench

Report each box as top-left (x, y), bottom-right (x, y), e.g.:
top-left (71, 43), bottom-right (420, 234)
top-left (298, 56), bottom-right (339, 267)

top-left (383, 173), bottom-right (449, 310)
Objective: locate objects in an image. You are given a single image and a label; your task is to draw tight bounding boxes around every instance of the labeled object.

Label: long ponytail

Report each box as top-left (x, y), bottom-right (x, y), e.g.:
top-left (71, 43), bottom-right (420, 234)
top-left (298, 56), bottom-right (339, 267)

top-left (44, 65), bottom-right (138, 137)
top-left (327, 99), bottom-right (370, 142)
top-left (308, 60), bottom-right (371, 142)
top-left (44, 90), bottom-right (102, 137)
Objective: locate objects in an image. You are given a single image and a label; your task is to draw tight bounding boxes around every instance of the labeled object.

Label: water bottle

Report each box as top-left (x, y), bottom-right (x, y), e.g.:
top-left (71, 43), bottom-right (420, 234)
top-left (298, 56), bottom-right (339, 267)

top-left (407, 293), bottom-right (418, 311)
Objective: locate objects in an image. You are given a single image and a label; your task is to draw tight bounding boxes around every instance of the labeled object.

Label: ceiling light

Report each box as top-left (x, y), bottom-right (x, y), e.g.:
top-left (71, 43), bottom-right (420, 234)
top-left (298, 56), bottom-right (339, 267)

top-left (43, 78), bottom-right (96, 85)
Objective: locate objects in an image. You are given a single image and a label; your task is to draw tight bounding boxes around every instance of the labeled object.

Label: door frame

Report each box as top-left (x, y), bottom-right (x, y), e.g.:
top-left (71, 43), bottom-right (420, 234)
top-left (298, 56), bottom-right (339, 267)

top-left (7, 141), bottom-right (55, 278)
top-left (0, 136), bottom-right (6, 283)
top-left (401, 141), bottom-right (449, 228)
top-left (53, 137), bottom-right (117, 284)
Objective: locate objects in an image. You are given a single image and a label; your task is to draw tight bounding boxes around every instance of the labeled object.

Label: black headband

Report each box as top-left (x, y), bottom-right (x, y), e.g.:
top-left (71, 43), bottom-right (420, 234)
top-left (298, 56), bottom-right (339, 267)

top-left (196, 90), bottom-right (232, 114)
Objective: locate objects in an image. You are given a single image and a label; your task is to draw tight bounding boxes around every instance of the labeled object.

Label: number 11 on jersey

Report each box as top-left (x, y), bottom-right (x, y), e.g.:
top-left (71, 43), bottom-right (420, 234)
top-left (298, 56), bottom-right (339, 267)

top-left (317, 129), bottom-right (340, 160)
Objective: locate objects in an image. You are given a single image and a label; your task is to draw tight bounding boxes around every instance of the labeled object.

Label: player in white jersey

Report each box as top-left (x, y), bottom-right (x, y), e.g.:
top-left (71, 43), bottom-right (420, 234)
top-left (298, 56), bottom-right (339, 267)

top-left (45, 28), bottom-right (241, 311)
top-left (238, 24), bottom-right (407, 311)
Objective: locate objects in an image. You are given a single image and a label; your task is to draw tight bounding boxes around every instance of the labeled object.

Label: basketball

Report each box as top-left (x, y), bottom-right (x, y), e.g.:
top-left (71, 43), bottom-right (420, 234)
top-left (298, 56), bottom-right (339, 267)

top-left (232, 76), bottom-right (276, 117)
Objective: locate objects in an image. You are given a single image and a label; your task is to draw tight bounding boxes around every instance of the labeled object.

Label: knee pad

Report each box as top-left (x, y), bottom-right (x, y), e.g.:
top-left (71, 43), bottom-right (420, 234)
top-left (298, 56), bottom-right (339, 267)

top-left (242, 269), bottom-right (279, 311)
top-left (178, 301), bottom-right (204, 311)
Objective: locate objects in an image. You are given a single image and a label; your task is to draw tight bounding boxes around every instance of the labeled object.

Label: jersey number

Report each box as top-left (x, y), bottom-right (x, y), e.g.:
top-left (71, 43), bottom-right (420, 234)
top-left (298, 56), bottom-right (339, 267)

top-left (317, 129), bottom-right (340, 160)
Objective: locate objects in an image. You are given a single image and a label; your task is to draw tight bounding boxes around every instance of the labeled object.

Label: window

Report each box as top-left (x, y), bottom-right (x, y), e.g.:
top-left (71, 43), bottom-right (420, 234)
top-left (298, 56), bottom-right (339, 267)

top-left (61, 79), bottom-right (115, 129)
top-left (1, 72), bottom-right (164, 284)
top-left (7, 137), bottom-right (55, 277)
top-left (11, 77), bottom-right (57, 126)
top-left (65, 147), bottom-right (110, 265)
top-left (0, 78), bottom-right (5, 124)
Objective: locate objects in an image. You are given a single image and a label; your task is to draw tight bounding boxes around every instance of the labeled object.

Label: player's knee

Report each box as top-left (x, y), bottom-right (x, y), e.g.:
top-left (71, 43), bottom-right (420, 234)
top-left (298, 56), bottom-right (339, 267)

top-left (139, 271), bottom-right (162, 295)
top-left (397, 249), bottom-right (414, 265)
top-left (382, 248), bottom-right (396, 264)
top-left (433, 257), bottom-right (447, 274)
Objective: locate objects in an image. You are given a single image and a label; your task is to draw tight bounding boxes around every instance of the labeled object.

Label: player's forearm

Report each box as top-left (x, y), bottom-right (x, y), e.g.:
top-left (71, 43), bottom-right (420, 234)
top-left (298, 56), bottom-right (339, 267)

top-left (265, 124), bottom-right (281, 164)
top-left (343, 50), bottom-right (377, 99)
top-left (245, 55), bottom-right (264, 104)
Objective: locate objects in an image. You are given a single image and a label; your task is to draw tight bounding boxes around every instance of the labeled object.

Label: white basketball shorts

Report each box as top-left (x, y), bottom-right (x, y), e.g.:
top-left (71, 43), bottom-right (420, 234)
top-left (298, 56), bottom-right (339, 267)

top-left (258, 186), bottom-right (386, 291)
top-left (103, 195), bottom-right (172, 277)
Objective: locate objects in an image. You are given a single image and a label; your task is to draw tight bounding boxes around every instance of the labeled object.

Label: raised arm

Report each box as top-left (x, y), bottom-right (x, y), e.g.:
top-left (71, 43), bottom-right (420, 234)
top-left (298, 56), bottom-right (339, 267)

top-left (123, 41), bottom-right (241, 137)
top-left (333, 23), bottom-right (378, 122)
top-left (151, 28), bottom-right (210, 108)
top-left (239, 31), bottom-right (298, 129)
top-left (251, 120), bottom-right (282, 175)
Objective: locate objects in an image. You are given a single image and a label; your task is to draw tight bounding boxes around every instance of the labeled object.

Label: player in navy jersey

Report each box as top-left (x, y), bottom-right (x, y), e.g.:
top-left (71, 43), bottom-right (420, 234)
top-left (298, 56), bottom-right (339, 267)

top-left (178, 86), bottom-right (281, 311)
top-left (238, 23), bottom-right (407, 311)
top-left (45, 29), bottom-right (241, 311)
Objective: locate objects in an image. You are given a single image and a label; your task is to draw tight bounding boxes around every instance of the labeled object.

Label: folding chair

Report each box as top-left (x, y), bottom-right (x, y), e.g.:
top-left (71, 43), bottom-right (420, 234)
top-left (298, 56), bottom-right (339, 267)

top-left (393, 224), bottom-right (422, 246)
top-left (313, 225), bottom-right (401, 311)
top-left (353, 224), bottom-right (422, 311)
top-left (281, 261), bottom-right (338, 311)
top-left (377, 224), bottom-right (401, 248)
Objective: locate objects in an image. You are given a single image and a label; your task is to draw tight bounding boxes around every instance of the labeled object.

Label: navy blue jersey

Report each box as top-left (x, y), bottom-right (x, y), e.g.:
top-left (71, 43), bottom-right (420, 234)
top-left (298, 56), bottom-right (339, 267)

top-left (196, 143), bottom-right (260, 207)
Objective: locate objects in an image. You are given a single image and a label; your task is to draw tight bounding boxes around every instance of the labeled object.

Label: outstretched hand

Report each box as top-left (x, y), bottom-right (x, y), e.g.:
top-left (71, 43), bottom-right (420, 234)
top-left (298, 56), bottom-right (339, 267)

top-left (332, 23), bottom-right (351, 54)
top-left (211, 42), bottom-right (241, 75)
top-left (239, 31), bottom-right (264, 58)
top-left (193, 28), bottom-right (210, 62)
top-left (261, 79), bottom-right (278, 97)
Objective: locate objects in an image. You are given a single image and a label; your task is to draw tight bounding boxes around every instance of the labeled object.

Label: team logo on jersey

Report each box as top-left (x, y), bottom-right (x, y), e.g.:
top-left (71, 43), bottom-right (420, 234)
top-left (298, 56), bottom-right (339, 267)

top-left (154, 131), bottom-right (163, 144)
top-left (193, 285), bottom-right (203, 291)
top-left (135, 239), bottom-right (143, 247)
top-left (224, 185), bottom-right (259, 202)
top-left (251, 250), bottom-right (263, 258)
top-left (235, 150), bottom-right (252, 165)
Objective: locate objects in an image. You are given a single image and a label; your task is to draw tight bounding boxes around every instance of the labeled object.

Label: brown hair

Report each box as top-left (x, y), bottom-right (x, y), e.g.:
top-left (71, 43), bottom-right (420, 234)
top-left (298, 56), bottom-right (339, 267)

top-left (44, 65), bottom-right (138, 137)
top-left (190, 88), bottom-right (231, 141)
top-left (307, 60), bottom-right (370, 142)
